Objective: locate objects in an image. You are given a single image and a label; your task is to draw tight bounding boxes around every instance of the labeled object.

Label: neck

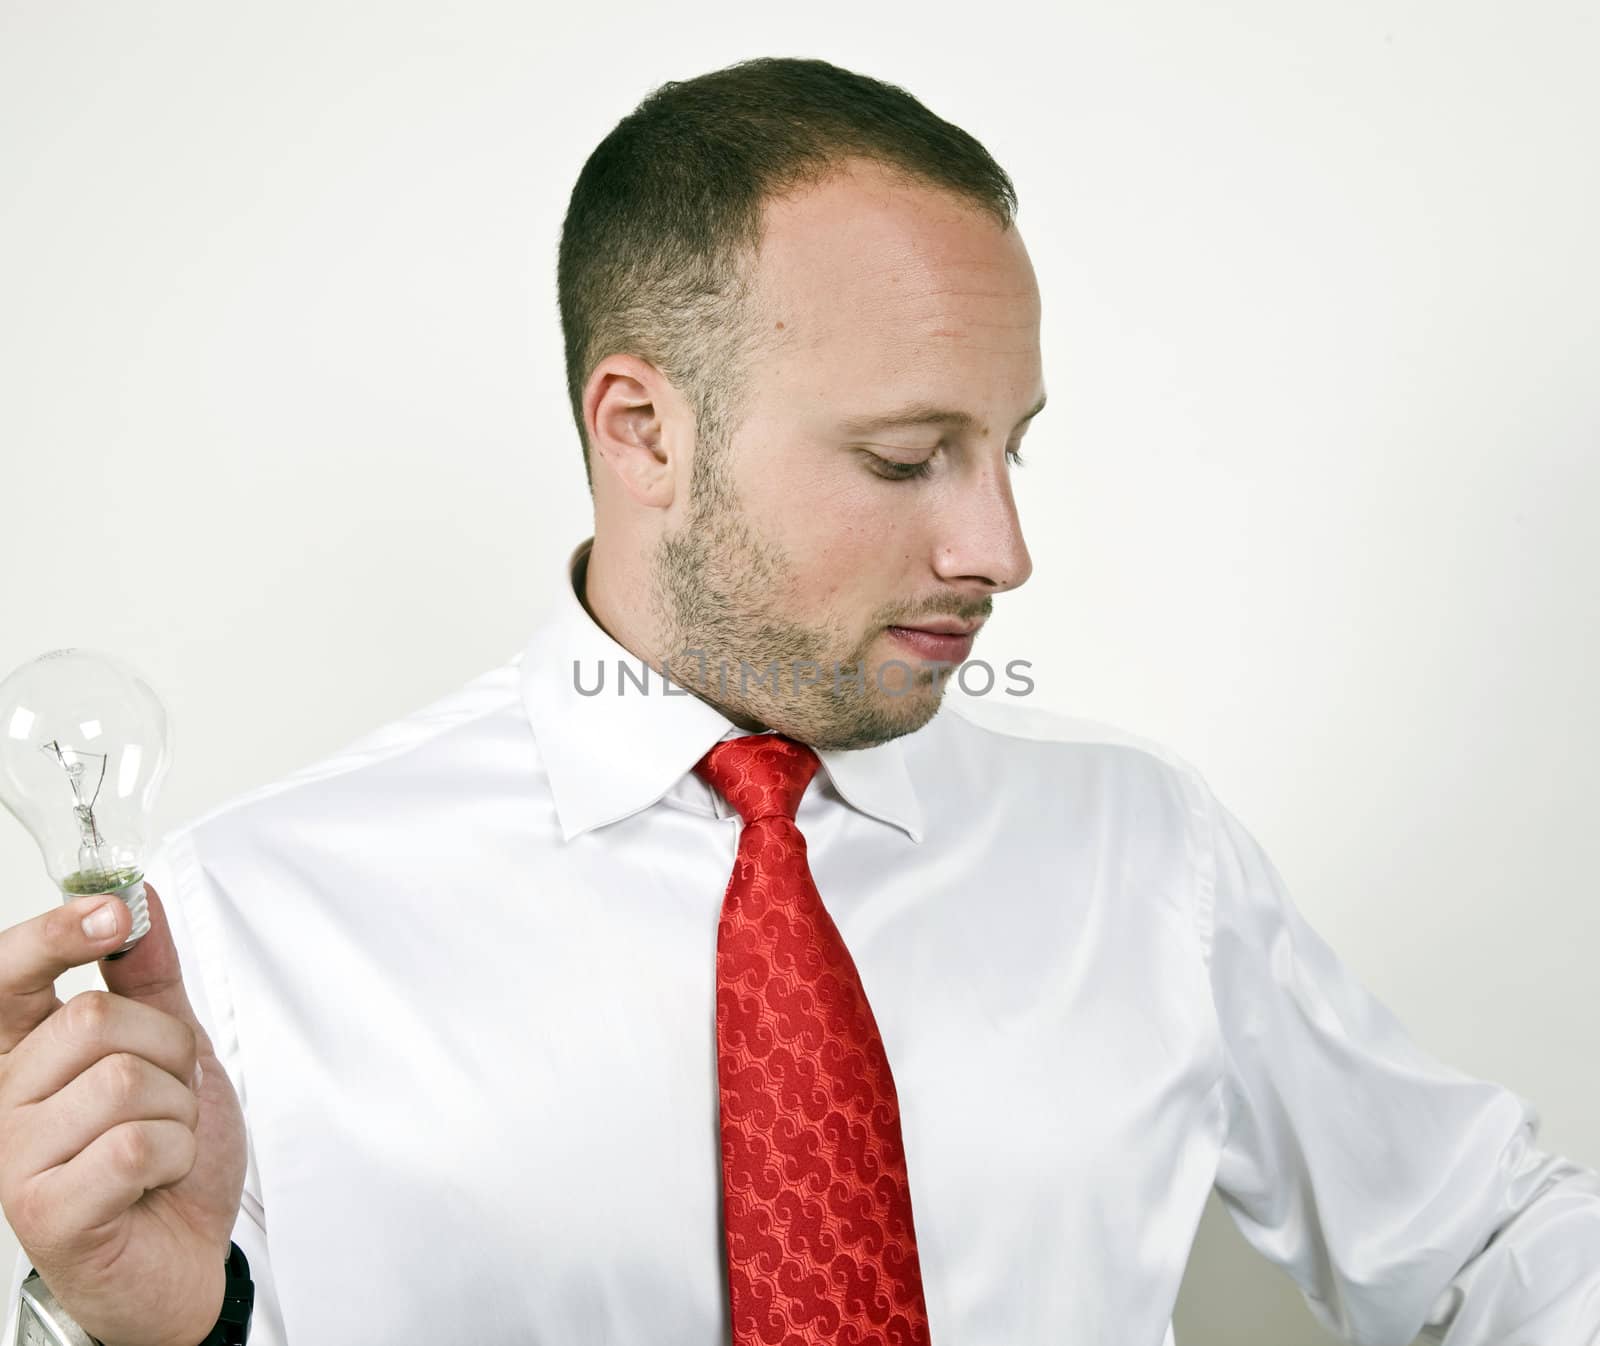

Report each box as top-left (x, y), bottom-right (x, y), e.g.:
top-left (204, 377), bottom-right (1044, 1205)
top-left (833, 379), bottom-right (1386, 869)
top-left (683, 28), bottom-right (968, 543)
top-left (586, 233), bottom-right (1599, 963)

top-left (580, 535), bottom-right (768, 734)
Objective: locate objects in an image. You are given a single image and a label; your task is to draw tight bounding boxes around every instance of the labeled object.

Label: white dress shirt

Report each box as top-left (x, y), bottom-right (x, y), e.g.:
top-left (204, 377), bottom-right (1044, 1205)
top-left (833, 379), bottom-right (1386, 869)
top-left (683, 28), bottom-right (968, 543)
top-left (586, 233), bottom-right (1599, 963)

top-left (10, 535), bottom-right (1598, 1346)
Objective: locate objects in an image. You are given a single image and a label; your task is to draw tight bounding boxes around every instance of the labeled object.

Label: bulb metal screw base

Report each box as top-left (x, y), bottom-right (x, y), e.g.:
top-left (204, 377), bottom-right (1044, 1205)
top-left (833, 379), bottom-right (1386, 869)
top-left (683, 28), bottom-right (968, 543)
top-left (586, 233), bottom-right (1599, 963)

top-left (59, 871), bottom-right (152, 960)
top-left (105, 876), bottom-right (152, 958)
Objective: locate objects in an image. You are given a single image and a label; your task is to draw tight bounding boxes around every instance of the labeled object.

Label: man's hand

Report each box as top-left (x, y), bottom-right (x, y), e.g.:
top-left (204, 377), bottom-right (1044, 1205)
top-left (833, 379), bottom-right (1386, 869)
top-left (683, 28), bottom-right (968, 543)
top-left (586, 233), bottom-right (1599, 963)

top-left (0, 883), bottom-right (246, 1346)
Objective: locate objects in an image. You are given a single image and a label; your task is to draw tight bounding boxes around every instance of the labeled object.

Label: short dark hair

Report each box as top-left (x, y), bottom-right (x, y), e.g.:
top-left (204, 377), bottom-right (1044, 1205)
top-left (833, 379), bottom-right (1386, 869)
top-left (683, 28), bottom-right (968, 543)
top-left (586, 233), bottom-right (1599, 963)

top-left (556, 56), bottom-right (1019, 494)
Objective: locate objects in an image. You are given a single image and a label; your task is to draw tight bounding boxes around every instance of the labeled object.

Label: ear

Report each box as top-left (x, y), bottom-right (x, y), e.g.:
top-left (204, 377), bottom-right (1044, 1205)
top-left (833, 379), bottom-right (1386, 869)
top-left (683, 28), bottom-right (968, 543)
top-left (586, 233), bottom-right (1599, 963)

top-left (585, 355), bottom-right (682, 508)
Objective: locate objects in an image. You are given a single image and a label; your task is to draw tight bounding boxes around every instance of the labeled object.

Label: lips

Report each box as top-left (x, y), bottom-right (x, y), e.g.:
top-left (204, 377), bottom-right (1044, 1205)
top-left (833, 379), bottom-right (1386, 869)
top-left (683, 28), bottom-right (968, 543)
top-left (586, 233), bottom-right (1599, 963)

top-left (885, 624), bottom-right (979, 664)
top-left (896, 620), bottom-right (982, 636)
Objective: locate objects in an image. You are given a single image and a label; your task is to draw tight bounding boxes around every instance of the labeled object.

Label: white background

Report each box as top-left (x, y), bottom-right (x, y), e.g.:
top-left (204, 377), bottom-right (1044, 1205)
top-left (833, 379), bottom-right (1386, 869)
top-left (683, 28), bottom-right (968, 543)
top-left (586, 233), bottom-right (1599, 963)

top-left (2, 3), bottom-right (1596, 1341)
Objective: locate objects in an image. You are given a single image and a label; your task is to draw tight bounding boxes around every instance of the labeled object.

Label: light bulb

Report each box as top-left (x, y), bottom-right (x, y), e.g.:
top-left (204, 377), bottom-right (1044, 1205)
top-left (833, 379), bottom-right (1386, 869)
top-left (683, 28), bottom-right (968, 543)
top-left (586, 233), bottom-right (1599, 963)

top-left (0, 648), bottom-right (173, 959)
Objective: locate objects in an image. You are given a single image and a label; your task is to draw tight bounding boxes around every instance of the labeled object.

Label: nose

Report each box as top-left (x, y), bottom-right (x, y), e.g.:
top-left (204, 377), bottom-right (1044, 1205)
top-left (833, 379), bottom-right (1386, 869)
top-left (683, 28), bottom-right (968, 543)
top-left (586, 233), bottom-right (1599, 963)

top-left (929, 458), bottom-right (1034, 595)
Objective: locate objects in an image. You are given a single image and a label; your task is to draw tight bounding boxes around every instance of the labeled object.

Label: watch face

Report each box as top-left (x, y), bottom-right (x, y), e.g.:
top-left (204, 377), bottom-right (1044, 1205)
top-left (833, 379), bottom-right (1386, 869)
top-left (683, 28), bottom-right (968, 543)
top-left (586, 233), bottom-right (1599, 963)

top-left (18, 1301), bottom-right (65, 1346)
top-left (17, 1290), bottom-right (87, 1346)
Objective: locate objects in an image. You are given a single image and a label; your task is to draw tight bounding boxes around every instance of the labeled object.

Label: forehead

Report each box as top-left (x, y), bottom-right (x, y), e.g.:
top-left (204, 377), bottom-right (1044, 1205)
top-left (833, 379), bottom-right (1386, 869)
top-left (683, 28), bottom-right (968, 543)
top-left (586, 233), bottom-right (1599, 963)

top-left (748, 160), bottom-right (1042, 375)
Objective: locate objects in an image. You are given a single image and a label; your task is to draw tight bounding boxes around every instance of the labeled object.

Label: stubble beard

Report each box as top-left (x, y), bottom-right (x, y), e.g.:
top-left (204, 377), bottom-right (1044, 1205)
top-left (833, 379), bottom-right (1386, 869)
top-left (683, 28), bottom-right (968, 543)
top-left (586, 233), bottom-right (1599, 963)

top-left (648, 455), bottom-right (943, 751)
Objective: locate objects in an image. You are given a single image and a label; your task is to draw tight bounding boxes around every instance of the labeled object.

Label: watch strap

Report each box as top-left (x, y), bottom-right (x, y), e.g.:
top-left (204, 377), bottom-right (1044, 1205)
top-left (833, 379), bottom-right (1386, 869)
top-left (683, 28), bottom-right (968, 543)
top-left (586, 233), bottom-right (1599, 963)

top-left (195, 1241), bottom-right (253, 1345)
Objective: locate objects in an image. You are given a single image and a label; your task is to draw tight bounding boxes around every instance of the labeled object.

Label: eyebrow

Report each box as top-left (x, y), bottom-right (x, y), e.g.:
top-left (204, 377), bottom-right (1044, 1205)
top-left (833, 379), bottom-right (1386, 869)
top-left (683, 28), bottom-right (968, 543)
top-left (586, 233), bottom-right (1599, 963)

top-left (839, 391), bottom-right (1048, 436)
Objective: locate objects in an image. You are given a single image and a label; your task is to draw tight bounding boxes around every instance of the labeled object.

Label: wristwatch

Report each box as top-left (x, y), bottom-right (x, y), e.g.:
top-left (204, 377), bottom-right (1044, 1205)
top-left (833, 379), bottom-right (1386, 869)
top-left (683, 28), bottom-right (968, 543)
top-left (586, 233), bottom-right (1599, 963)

top-left (16, 1242), bottom-right (252, 1346)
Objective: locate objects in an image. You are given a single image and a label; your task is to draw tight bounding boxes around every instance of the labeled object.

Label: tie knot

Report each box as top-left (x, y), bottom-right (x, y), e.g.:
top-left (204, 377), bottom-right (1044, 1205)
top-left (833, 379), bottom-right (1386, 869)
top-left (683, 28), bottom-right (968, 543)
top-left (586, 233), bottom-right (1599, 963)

top-left (693, 733), bottom-right (821, 824)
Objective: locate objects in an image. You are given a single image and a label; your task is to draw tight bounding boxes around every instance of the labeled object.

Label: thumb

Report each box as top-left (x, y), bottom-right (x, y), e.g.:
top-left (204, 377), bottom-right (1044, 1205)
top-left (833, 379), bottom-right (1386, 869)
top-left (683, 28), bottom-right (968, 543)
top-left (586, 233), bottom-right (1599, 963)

top-left (96, 882), bottom-right (207, 1040)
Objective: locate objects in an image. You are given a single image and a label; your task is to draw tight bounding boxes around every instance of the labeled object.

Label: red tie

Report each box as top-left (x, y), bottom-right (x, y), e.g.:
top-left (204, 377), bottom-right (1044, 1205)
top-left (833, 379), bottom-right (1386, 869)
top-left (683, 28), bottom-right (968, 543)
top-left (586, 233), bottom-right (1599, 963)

top-left (693, 732), bottom-right (933, 1346)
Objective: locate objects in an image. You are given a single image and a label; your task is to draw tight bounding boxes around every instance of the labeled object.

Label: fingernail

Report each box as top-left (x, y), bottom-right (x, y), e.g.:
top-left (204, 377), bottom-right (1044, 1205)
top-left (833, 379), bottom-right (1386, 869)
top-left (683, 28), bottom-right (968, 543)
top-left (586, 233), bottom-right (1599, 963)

top-left (81, 902), bottom-right (118, 939)
top-left (192, 1061), bottom-right (204, 1093)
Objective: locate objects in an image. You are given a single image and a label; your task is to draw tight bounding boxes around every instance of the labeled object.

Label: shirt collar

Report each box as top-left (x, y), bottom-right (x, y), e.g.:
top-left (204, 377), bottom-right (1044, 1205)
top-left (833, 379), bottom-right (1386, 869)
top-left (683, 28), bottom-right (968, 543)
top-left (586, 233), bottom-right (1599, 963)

top-left (517, 537), bottom-right (925, 844)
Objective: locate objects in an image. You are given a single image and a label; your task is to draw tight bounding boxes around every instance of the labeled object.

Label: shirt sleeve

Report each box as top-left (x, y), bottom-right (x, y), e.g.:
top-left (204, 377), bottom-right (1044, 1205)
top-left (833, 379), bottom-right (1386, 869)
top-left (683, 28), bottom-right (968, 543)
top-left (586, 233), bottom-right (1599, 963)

top-left (155, 831), bottom-right (287, 1343)
top-left (1191, 770), bottom-right (1600, 1345)
top-left (3, 830), bottom-right (288, 1345)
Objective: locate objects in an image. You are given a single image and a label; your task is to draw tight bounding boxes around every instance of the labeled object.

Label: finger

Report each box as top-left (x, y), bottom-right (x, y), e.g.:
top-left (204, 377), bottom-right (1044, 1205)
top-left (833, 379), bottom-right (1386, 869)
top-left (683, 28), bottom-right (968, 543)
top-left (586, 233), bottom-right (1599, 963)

top-left (26, 1118), bottom-right (199, 1234)
top-left (0, 893), bottom-right (134, 1054)
top-left (7, 1050), bottom-right (200, 1181)
top-left (96, 886), bottom-right (213, 1056)
top-left (0, 989), bottom-right (199, 1112)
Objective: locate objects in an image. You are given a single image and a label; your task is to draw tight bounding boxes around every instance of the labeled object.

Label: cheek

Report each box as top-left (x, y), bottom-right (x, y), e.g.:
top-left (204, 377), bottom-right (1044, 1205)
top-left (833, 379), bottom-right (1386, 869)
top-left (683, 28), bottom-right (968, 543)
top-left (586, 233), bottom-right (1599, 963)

top-left (798, 518), bottom-right (912, 627)
top-left (801, 478), bottom-right (901, 554)
top-left (812, 465), bottom-right (913, 540)
top-left (744, 455), bottom-right (902, 549)
top-left (734, 452), bottom-right (913, 607)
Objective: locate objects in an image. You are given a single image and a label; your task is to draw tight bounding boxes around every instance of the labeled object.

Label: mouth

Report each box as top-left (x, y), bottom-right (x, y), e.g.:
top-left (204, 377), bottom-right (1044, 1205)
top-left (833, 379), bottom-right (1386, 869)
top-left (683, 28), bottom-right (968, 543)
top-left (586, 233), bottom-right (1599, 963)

top-left (884, 621), bottom-right (982, 664)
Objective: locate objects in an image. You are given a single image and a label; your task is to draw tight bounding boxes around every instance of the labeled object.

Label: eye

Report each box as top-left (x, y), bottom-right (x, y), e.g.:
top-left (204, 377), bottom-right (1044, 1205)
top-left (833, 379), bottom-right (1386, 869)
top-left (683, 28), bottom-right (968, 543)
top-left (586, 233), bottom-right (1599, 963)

top-left (865, 452), bottom-right (935, 481)
top-left (864, 444), bottom-right (1026, 481)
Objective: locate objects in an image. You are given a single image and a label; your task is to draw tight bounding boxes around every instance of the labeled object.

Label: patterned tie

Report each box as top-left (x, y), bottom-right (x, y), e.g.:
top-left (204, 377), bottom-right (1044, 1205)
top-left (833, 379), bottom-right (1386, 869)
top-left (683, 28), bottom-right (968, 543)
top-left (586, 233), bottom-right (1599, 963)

top-left (693, 732), bottom-right (933, 1346)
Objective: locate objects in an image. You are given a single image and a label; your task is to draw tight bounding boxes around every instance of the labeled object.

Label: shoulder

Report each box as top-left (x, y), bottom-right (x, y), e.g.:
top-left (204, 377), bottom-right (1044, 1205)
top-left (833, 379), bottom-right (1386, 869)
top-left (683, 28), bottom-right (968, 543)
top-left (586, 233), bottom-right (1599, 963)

top-left (921, 697), bottom-right (1216, 845)
top-left (893, 695), bottom-right (1216, 850)
top-left (166, 653), bottom-right (528, 853)
top-left (929, 694), bottom-right (1207, 793)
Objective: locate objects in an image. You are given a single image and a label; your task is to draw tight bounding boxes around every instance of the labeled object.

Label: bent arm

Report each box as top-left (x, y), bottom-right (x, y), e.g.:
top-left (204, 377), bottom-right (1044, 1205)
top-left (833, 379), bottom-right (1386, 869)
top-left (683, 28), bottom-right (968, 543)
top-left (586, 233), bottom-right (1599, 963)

top-left (1190, 768), bottom-right (1600, 1344)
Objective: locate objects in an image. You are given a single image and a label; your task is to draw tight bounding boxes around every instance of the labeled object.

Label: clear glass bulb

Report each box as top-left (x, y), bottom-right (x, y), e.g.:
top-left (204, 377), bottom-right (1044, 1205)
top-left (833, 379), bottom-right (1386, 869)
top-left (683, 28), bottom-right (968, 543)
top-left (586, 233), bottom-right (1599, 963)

top-left (0, 648), bottom-right (173, 958)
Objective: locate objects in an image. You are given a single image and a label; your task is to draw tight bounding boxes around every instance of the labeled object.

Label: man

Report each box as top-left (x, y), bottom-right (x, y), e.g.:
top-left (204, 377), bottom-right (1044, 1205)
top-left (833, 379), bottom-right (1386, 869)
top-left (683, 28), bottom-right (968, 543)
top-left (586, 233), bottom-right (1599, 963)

top-left (3, 55), bottom-right (1597, 1346)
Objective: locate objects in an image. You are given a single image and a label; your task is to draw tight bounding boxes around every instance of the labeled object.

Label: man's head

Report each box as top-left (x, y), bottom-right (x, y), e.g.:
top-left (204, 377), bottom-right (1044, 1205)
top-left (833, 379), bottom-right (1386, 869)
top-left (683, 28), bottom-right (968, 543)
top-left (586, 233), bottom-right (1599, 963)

top-left (557, 57), bottom-right (1042, 751)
